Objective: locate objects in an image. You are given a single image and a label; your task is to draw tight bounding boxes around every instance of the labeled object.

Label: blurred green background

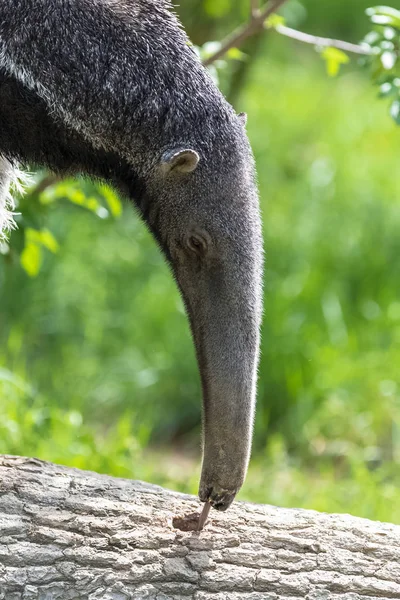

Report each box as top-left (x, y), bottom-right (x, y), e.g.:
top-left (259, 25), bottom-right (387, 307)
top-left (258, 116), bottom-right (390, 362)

top-left (1, 0), bottom-right (400, 524)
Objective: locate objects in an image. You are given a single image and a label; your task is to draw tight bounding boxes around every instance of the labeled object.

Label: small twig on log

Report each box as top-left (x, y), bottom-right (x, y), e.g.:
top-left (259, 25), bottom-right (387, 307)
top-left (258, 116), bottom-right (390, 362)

top-left (203, 0), bottom-right (289, 66)
top-left (275, 24), bottom-right (372, 55)
top-left (198, 500), bottom-right (212, 531)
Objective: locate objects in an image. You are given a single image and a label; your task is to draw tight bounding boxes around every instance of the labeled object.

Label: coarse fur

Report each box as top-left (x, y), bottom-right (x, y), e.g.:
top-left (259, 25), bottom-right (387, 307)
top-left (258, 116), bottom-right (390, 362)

top-left (0, 0), bottom-right (263, 510)
top-left (0, 156), bottom-right (20, 239)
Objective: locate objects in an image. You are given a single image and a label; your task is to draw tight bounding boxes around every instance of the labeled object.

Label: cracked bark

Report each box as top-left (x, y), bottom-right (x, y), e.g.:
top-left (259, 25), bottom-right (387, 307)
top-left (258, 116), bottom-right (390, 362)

top-left (1, 456), bottom-right (400, 600)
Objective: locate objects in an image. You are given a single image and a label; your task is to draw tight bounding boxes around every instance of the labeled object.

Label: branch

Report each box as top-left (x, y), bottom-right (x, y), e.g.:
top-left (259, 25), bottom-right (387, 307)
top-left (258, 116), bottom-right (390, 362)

top-left (275, 24), bottom-right (372, 55)
top-left (203, 0), bottom-right (372, 67)
top-left (250, 0), bottom-right (259, 18)
top-left (203, 0), bottom-right (289, 66)
top-left (30, 173), bottom-right (62, 197)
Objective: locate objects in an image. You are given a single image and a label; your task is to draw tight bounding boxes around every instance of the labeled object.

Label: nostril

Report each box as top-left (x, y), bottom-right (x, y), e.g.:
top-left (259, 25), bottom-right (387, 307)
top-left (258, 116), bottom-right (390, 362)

top-left (209, 489), bottom-right (237, 512)
top-left (199, 485), bottom-right (213, 503)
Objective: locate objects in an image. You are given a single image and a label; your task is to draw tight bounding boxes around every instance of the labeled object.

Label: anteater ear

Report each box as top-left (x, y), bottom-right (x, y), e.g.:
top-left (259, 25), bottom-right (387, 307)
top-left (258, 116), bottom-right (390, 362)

top-left (161, 149), bottom-right (200, 174)
top-left (238, 112), bottom-right (247, 127)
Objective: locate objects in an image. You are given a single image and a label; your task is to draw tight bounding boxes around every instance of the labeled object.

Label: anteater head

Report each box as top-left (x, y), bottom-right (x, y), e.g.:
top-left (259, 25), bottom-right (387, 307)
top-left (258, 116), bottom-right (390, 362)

top-left (139, 112), bottom-right (263, 511)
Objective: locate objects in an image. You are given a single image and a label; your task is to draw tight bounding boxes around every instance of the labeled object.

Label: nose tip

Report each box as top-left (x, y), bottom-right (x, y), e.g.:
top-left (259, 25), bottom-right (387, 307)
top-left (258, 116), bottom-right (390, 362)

top-left (211, 489), bottom-right (237, 511)
top-left (199, 484), bottom-right (237, 511)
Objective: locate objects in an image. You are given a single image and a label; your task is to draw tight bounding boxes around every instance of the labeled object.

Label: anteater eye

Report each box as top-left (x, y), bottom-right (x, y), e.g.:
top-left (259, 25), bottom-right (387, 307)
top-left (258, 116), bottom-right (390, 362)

top-left (186, 233), bottom-right (208, 256)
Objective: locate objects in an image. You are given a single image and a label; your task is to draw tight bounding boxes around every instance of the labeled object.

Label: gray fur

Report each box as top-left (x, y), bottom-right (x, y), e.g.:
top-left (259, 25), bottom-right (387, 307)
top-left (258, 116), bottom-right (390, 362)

top-left (0, 0), bottom-right (263, 510)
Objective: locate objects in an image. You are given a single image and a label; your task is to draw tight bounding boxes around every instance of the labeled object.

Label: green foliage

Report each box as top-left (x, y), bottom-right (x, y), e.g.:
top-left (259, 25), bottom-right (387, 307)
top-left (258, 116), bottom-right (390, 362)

top-left (5, 177), bottom-right (122, 277)
top-left (1, 1), bottom-right (400, 524)
top-left (20, 228), bottom-right (59, 277)
top-left (198, 4), bottom-right (400, 124)
top-left (0, 366), bottom-right (146, 476)
top-left (367, 5), bottom-right (400, 27)
top-left (362, 6), bottom-right (400, 124)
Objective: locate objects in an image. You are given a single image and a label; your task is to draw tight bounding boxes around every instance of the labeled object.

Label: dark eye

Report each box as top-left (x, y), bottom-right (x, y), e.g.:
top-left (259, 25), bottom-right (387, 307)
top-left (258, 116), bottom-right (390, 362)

top-left (186, 232), bottom-right (209, 257)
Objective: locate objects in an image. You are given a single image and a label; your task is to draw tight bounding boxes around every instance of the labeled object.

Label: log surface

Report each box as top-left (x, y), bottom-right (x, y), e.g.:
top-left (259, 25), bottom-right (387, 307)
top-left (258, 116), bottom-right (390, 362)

top-left (0, 455), bottom-right (400, 600)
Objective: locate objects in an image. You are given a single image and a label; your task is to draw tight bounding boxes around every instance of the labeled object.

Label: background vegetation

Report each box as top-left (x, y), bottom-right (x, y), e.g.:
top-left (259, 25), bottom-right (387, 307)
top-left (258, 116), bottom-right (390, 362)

top-left (1, 0), bottom-right (400, 524)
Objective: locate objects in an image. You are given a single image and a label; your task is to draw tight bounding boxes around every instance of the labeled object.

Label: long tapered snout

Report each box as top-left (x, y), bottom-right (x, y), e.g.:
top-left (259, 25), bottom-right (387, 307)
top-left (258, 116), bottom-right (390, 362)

top-left (155, 132), bottom-right (263, 511)
top-left (197, 322), bottom-right (260, 511)
top-left (178, 227), bottom-right (263, 511)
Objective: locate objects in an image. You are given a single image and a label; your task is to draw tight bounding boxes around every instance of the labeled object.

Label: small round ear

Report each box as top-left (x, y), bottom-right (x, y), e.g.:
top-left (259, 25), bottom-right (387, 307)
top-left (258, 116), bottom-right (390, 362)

top-left (161, 149), bottom-right (200, 174)
top-left (238, 112), bottom-right (247, 127)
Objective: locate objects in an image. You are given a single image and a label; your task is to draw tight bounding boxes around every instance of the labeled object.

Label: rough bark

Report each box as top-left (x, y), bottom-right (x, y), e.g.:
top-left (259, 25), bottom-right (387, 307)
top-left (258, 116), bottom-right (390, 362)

top-left (1, 456), bottom-right (400, 600)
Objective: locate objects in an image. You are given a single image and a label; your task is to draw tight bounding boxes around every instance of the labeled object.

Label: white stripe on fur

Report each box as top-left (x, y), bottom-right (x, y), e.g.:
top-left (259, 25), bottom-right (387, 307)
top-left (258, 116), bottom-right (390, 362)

top-left (0, 156), bottom-right (26, 240)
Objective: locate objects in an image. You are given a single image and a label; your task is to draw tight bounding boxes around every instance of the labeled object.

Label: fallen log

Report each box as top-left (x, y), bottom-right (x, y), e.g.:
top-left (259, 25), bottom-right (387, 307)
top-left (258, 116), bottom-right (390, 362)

top-left (0, 455), bottom-right (400, 599)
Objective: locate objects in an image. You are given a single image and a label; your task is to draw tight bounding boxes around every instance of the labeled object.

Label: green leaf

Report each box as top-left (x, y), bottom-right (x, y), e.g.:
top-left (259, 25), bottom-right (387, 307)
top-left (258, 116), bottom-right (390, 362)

top-left (366, 6), bottom-right (400, 28)
top-left (379, 81), bottom-right (394, 96)
top-left (380, 40), bottom-right (395, 50)
top-left (25, 227), bottom-right (59, 253)
top-left (265, 13), bottom-right (286, 29)
top-left (204, 0), bottom-right (230, 18)
top-left (98, 185), bottom-right (123, 218)
top-left (25, 228), bottom-right (42, 245)
top-left (383, 26), bottom-right (397, 40)
top-left (20, 242), bottom-right (42, 277)
top-left (390, 99), bottom-right (400, 124)
top-left (362, 31), bottom-right (382, 47)
top-left (225, 47), bottom-right (247, 61)
top-left (68, 189), bottom-right (87, 206)
top-left (320, 47), bottom-right (350, 77)
top-left (381, 51), bottom-right (397, 70)
top-left (38, 229), bottom-right (59, 254)
top-left (20, 227), bottom-right (59, 276)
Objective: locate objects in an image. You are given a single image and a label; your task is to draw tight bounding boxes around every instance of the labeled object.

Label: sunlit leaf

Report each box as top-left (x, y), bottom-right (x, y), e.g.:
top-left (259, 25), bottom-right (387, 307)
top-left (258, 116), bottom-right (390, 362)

top-left (320, 47), bottom-right (350, 77)
top-left (99, 185), bottom-right (123, 218)
top-left (25, 227), bottom-right (59, 253)
top-left (381, 51), bottom-right (397, 70)
top-left (380, 40), bottom-right (395, 50)
top-left (86, 197), bottom-right (101, 214)
top-left (38, 229), bottom-right (59, 254)
top-left (25, 228), bottom-right (42, 245)
top-left (20, 242), bottom-right (42, 277)
top-left (265, 13), bottom-right (286, 29)
top-left (366, 6), bottom-right (400, 28)
top-left (390, 99), bottom-right (400, 124)
top-left (226, 47), bottom-right (247, 61)
top-left (383, 26), bottom-right (397, 40)
top-left (379, 81), bottom-right (394, 96)
top-left (69, 190), bottom-right (86, 206)
top-left (363, 31), bottom-right (382, 46)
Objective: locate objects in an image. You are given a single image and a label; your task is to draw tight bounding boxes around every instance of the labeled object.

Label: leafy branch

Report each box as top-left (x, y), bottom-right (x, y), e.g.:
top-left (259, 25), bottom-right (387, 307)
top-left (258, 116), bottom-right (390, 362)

top-left (201, 2), bottom-right (400, 124)
top-left (203, 0), bottom-right (288, 67)
top-left (272, 24), bottom-right (371, 56)
top-left (203, 0), bottom-right (370, 67)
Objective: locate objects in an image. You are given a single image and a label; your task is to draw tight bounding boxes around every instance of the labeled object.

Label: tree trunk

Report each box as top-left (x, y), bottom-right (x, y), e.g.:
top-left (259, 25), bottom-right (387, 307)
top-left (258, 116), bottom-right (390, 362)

top-left (1, 456), bottom-right (400, 599)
